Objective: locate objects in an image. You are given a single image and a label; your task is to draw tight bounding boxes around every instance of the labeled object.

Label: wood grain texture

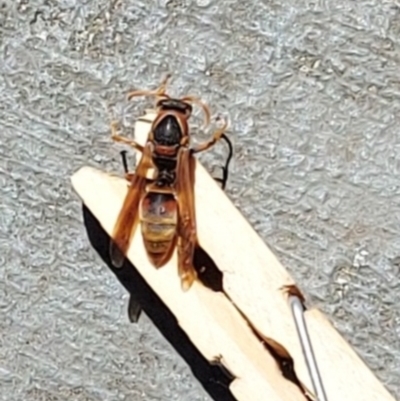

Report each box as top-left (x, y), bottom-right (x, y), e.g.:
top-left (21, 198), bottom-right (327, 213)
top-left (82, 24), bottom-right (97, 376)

top-left (71, 110), bottom-right (395, 401)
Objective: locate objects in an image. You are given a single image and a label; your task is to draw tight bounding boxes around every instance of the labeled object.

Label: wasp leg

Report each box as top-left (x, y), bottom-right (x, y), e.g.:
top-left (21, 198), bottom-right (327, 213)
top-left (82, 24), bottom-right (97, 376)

top-left (111, 121), bottom-right (145, 153)
top-left (112, 134), bottom-right (145, 153)
top-left (180, 95), bottom-right (211, 128)
top-left (119, 150), bottom-right (136, 182)
top-left (191, 120), bottom-right (232, 189)
top-left (127, 74), bottom-right (172, 101)
top-left (191, 119), bottom-right (228, 154)
top-left (120, 150), bottom-right (129, 174)
top-left (212, 133), bottom-right (232, 190)
top-left (212, 172), bottom-right (226, 189)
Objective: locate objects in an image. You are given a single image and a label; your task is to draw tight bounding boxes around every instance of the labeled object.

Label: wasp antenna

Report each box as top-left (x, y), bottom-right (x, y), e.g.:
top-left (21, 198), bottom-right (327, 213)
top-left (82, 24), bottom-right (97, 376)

top-left (155, 93), bottom-right (171, 103)
top-left (156, 73), bottom-right (172, 96)
top-left (126, 89), bottom-right (170, 103)
top-left (200, 100), bottom-right (211, 128)
top-left (127, 88), bottom-right (158, 101)
top-left (181, 95), bottom-right (211, 128)
top-left (127, 75), bottom-right (173, 102)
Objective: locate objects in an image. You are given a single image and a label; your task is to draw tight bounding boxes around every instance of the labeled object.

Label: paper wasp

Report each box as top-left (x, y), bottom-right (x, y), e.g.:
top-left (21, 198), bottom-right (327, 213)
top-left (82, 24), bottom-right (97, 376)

top-left (109, 75), bottom-right (233, 291)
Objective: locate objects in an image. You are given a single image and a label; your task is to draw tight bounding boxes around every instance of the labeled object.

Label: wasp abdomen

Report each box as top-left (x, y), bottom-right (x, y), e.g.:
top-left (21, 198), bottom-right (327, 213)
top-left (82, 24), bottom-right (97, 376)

top-left (140, 192), bottom-right (178, 266)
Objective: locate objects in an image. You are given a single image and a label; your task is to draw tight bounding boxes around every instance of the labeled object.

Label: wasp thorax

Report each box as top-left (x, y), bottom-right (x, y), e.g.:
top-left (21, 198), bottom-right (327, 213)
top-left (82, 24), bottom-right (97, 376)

top-left (153, 115), bottom-right (182, 146)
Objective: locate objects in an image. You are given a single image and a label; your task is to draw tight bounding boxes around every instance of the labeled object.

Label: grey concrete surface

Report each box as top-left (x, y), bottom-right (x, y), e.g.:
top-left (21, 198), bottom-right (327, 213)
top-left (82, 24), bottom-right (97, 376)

top-left (1, 0), bottom-right (399, 400)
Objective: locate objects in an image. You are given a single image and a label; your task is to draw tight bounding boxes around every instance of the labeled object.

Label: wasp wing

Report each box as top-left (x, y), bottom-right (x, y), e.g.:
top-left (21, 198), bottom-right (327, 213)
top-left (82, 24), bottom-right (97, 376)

top-left (109, 143), bottom-right (153, 268)
top-left (176, 148), bottom-right (198, 291)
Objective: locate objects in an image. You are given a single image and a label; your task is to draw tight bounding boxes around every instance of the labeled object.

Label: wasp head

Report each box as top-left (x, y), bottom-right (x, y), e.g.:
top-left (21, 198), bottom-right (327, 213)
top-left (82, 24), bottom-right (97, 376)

top-left (156, 98), bottom-right (192, 118)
